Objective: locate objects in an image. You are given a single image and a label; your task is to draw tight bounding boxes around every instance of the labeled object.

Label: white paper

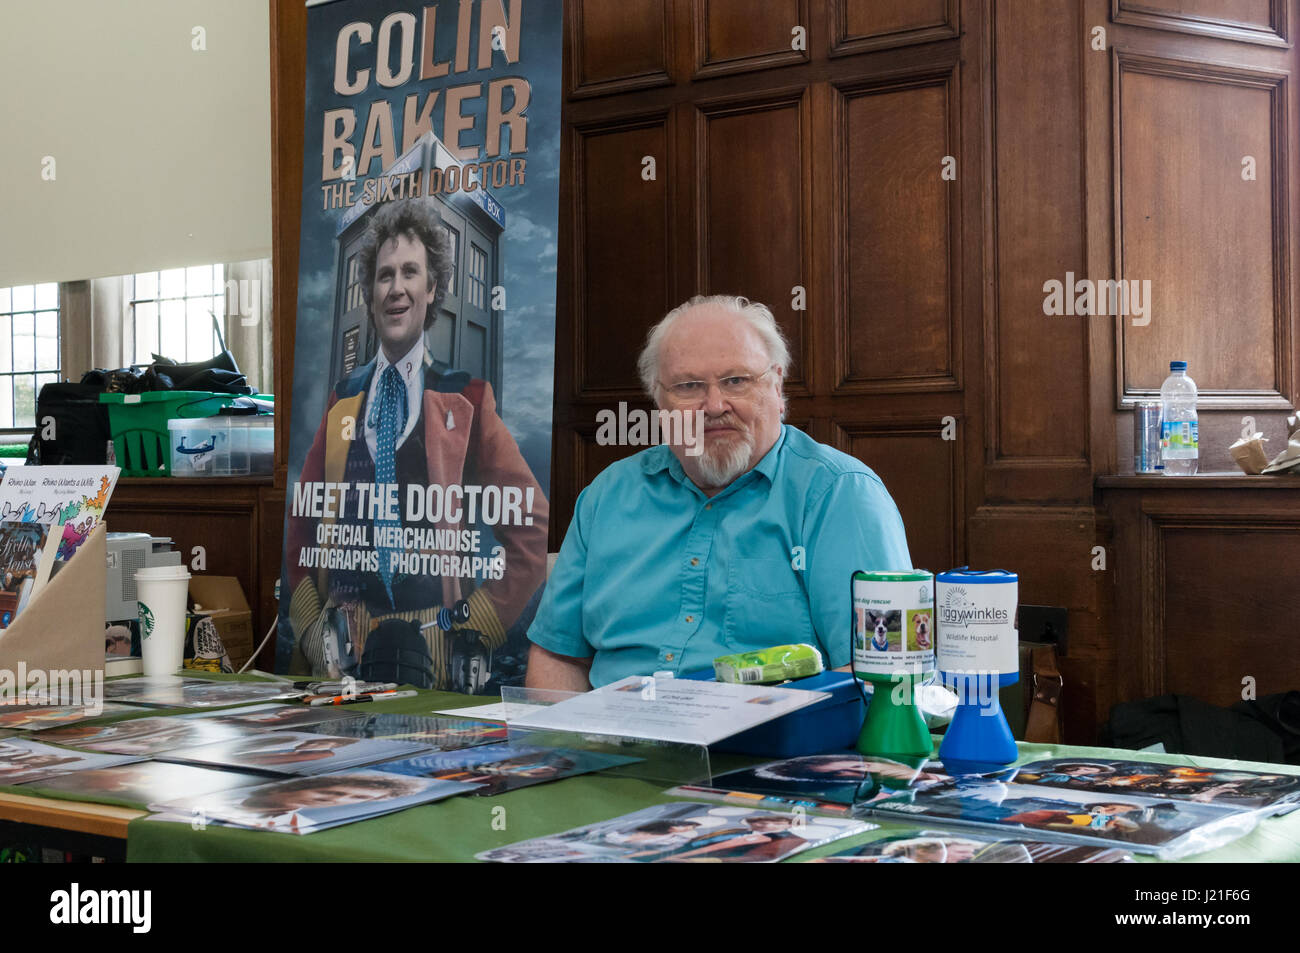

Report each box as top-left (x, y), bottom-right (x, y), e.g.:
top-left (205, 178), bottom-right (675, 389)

top-left (511, 676), bottom-right (827, 747)
top-left (432, 701), bottom-right (547, 722)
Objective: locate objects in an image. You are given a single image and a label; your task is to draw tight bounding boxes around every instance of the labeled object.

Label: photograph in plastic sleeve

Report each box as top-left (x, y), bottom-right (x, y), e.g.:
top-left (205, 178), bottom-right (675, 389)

top-left (0, 702), bottom-right (137, 731)
top-left (868, 778), bottom-right (1258, 856)
top-left (156, 729), bottom-right (432, 776)
top-left (477, 802), bottom-right (871, 863)
top-left (372, 742), bottom-right (641, 795)
top-left (300, 713), bottom-right (507, 749)
top-left (808, 829), bottom-right (1134, 863)
top-left (0, 738), bottom-right (143, 785)
top-left (101, 676), bottom-right (301, 708)
top-left (22, 760), bottom-right (268, 808)
top-left (707, 753), bottom-right (953, 805)
top-left (35, 716), bottom-right (251, 756)
top-left (181, 702), bottom-right (364, 731)
top-left (152, 769), bottom-right (479, 834)
top-left (1011, 758), bottom-right (1300, 814)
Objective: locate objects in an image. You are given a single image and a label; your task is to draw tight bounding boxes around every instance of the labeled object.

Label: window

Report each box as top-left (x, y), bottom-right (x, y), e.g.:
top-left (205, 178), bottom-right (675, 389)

top-left (467, 243), bottom-right (487, 309)
top-left (0, 283), bottom-right (60, 429)
top-left (343, 253), bottom-right (363, 313)
top-left (129, 265), bottom-right (227, 365)
top-left (444, 225), bottom-right (459, 297)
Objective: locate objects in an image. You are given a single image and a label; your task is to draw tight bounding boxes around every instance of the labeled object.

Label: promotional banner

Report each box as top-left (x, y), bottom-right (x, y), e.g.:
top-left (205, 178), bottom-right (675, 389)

top-left (278, 0), bottom-right (560, 694)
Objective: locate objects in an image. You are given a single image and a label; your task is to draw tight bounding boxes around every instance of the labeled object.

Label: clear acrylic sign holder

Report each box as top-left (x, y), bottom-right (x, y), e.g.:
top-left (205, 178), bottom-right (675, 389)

top-left (499, 686), bottom-right (713, 786)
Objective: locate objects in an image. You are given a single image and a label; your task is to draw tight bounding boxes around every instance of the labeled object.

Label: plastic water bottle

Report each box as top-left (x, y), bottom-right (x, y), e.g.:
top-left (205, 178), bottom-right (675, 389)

top-left (1159, 360), bottom-right (1198, 475)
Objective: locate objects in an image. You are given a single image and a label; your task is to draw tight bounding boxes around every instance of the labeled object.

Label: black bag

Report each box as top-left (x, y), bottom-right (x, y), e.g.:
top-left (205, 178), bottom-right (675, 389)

top-left (28, 382), bottom-right (112, 465)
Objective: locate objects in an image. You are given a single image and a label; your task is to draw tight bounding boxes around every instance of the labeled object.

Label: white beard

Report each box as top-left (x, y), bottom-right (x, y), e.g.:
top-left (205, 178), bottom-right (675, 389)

top-left (694, 433), bottom-right (754, 488)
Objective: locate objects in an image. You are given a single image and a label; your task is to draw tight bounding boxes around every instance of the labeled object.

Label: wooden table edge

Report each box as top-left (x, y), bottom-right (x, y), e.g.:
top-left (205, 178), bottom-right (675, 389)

top-left (0, 791), bottom-right (144, 839)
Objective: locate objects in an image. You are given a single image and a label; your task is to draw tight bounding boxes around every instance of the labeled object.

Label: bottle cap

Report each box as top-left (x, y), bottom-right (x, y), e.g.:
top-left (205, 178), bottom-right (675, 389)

top-left (1170, 360), bottom-right (1188, 371)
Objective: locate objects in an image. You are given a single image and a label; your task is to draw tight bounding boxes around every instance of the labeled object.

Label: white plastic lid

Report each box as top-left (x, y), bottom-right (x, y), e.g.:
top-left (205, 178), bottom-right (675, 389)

top-left (134, 565), bottom-right (192, 581)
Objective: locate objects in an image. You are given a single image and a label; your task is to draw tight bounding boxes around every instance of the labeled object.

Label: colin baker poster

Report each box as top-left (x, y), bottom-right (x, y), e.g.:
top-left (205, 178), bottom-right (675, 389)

top-left (278, 0), bottom-right (560, 695)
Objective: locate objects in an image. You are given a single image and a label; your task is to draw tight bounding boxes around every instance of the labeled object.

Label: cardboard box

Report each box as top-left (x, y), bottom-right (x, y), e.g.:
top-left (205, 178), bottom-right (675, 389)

top-left (189, 576), bottom-right (254, 671)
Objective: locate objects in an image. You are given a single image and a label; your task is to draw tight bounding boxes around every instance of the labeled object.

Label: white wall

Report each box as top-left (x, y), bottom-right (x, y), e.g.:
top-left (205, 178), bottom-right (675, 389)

top-left (0, 0), bottom-right (272, 287)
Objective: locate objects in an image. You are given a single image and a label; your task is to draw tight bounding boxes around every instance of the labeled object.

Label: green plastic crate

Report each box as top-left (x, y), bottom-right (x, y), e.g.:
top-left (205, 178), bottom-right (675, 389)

top-left (100, 391), bottom-right (246, 476)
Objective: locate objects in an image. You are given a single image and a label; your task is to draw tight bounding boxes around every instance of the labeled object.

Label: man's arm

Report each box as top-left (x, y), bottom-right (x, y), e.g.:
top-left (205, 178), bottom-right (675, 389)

top-left (526, 482), bottom-right (599, 688)
top-left (525, 643), bottom-right (592, 692)
top-left (805, 471), bottom-right (912, 669)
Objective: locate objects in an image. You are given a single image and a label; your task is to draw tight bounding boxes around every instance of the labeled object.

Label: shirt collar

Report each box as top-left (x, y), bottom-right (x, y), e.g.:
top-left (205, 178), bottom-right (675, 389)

top-left (374, 338), bottom-right (427, 384)
top-left (638, 424), bottom-right (789, 489)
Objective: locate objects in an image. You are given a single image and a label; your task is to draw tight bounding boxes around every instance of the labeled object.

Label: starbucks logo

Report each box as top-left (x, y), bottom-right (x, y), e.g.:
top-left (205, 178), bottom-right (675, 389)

top-left (139, 602), bottom-right (155, 640)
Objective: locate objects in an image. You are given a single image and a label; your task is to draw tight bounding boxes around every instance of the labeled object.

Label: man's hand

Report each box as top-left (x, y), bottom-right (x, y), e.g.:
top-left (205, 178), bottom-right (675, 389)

top-left (525, 643), bottom-right (593, 692)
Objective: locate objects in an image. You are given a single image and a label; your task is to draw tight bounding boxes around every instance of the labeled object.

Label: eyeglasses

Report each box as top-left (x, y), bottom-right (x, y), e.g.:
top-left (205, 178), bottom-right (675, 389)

top-left (658, 366), bottom-right (777, 403)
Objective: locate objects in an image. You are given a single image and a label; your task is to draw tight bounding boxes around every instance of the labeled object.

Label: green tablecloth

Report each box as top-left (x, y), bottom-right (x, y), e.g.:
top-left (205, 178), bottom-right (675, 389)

top-left (15, 675), bottom-right (1300, 862)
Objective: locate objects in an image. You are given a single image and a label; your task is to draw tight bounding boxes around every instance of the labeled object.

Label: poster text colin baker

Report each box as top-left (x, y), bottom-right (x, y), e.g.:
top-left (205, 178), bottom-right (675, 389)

top-left (320, 0), bottom-right (531, 204)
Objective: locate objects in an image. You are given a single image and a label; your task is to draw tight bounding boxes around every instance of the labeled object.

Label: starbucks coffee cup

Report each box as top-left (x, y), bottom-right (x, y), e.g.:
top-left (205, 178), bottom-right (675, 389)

top-left (136, 565), bottom-right (192, 677)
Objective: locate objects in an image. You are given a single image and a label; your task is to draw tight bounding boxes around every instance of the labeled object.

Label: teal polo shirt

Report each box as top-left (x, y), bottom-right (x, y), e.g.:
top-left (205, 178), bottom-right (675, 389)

top-left (528, 425), bottom-right (913, 687)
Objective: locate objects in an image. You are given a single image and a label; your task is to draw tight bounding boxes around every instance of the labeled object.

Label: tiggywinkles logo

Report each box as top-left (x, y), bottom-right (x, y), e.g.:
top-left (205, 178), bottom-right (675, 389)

top-left (49, 884), bottom-right (151, 933)
top-left (937, 586), bottom-right (1009, 626)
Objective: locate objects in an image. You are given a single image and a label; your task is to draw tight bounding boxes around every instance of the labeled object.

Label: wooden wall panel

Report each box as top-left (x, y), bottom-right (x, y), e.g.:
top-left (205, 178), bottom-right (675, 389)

top-left (1115, 52), bottom-right (1290, 407)
top-left (833, 0), bottom-right (957, 54)
top-left (698, 93), bottom-right (809, 388)
top-left (694, 0), bottom-right (808, 77)
top-left (271, 0), bottom-right (305, 486)
top-left (1161, 523), bottom-right (1300, 707)
top-left (967, 506), bottom-right (1110, 742)
top-left (1112, 0), bottom-right (1287, 46)
top-left (570, 0), bottom-right (672, 98)
top-left (837, 75), bottom-right (957, 392)
top-left (990, 1), bottom-right (1088, 464)
top-left (573, 117), bottom-right (672, 397)
top-left (833, 421), bottom-right (960, 573)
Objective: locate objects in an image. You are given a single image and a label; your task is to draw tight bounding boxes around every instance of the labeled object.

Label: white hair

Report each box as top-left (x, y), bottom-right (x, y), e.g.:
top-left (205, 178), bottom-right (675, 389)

top-left (636, 295), bottom-right (791, 401)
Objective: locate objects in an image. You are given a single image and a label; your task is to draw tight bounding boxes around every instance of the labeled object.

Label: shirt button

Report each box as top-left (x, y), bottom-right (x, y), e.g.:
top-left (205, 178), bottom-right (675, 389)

top-left (705, 504), bottom-right (712, 510)
top-left (666, 653), bottom-right (674, 661)
top-left (690, 558), bottom-right (699, 567)
top-left (684, 616), bottom-right (693, 623)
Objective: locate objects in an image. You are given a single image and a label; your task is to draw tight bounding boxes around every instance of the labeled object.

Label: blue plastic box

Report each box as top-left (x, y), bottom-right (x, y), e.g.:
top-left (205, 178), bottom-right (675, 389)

top-left (682, 669), bottom-right (865, 758)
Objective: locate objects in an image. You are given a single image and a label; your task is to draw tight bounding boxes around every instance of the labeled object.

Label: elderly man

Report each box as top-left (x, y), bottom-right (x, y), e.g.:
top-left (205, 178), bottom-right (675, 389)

top-left (526, 295), bottom-right (911, 690)
top-left (286, 197), bottom-right (548, 690)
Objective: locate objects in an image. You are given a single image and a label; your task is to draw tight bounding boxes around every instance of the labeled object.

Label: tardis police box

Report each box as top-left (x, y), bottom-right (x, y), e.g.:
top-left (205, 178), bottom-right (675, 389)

top-left (330, 131), bottom-right (506, 404)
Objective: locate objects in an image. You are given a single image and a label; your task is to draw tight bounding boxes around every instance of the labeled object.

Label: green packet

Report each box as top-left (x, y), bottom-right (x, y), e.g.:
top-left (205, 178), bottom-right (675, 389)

top-left (713, 644), bottom-right (824, 685)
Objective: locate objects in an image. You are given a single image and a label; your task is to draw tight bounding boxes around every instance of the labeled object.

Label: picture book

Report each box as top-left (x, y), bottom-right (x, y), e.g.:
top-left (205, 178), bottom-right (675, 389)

top-left (868, 777), bottom-right (1260, 858)
top-left (1010, 758), bottom-right (1300, 814)
top-left (180, 702), bottom-right (363, 731)
top-left (0, 521), bottom-right (58, 628)
top-left (477, 802), bottom-right (872, 863)
top-left (35, 716), bottom-right (251, 756)
top-left (705, 753), bottom-right (952, 806)
top-left (663, 783), bottom-right (860, 818)
top-left (300, 714), bottom-right (507, 749)
top-left (101, 676), bottom-right (301, 708)
top-left (809, 829), bottom-right (1134, 863)
top-left (0, 703), bottom-right (136, 731)
top-left (372, 742), bottom-right (641, 795)
top-left (0, 738), bottom-right (142, 786)
top-left (156, 730), bottom-right (433, 776)
top-left (0, 466), bottom-right (119, 561)
top-left (151, 768), bottom-right (479, 834)
top-left (23, 760), bottom-right (268, 809)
